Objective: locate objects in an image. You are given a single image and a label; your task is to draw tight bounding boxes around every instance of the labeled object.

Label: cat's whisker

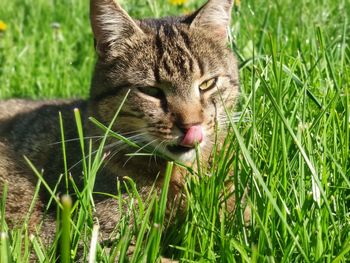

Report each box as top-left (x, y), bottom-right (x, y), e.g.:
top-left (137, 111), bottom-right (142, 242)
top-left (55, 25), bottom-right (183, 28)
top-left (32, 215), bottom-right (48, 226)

top-left (149, 139), bottom-right (167, 166)
top-left (216, 111), bottom-right (251, 124)
top-left (50, 128), bottom-right (149, 146)
top-left (49, 135), bottom-right (105, 146)
top-left (67, 139), bottom-right (125, 172)
top-left (66, 132), bottom-right (146, 173)
top-left (99, 132), bottom-right (152, 171)
top-left (122, 138), bottom-right (159, 167)
top-left (153, 140), bottom-right (167, 156)
top-left (116, 128), bottom-right (149, 137)
top-left (118, 132), bottom-right (148, 142)
top-left (100, 143), bottom-right (131, 173)
top-left (88, 133), bottom-right (148, 173)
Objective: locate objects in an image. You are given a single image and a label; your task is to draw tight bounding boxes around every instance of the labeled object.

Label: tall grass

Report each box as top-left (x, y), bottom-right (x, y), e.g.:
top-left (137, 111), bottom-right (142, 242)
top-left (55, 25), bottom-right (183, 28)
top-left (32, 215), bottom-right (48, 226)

top-left (0, 0), bottom-right (349, 262)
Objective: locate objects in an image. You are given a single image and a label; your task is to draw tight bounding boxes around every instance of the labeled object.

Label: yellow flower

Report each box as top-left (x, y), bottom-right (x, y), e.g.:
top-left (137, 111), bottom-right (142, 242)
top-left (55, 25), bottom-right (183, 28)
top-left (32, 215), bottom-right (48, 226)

top-left (169, 0), bottom-right (187, 6)
top-left (0, 20), bottom-right (7, 32)
top-left (182, 8), bottom-right (192, 14)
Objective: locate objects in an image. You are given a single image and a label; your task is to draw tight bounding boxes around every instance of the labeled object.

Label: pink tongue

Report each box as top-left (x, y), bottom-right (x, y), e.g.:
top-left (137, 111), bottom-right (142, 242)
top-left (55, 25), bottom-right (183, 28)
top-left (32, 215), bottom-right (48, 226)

top-left (180, 125), bottom-right (203, 147)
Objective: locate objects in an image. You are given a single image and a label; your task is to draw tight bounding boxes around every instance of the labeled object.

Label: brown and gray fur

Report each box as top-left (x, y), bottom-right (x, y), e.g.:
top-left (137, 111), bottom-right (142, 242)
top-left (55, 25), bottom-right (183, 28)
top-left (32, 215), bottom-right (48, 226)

top-left (0, 0), bottom-right (239, 251)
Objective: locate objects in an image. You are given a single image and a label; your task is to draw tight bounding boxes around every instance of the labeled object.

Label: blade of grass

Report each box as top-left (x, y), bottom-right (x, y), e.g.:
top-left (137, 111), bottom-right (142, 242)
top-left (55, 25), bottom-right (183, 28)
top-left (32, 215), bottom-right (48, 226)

top-left (60, 195), bottom-right (72, 263)
top-left (231, 123), bottom-right (309, 262)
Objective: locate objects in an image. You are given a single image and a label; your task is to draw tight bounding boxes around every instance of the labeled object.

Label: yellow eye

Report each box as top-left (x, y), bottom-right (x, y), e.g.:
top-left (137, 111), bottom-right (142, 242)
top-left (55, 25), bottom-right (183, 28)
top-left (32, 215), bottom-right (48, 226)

top-left (199, 77), bottom-right (217, 91)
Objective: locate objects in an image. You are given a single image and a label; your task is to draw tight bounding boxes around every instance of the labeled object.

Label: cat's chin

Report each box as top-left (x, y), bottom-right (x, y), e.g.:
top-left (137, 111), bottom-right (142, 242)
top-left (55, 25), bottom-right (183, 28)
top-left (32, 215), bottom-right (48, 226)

top-left (164, 145), bottom-right (197, 163)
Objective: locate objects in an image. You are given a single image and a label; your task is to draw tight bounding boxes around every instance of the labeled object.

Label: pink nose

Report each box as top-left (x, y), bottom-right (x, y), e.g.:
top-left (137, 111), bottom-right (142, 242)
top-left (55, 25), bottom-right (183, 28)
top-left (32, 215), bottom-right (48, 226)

top-left (180, 125), bottom-right (203, 147)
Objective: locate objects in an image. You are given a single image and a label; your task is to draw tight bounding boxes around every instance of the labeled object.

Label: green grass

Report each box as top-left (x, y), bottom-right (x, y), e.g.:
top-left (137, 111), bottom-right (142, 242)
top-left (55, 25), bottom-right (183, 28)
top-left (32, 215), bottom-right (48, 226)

top-left (1, 0), bottom-right (350, 262)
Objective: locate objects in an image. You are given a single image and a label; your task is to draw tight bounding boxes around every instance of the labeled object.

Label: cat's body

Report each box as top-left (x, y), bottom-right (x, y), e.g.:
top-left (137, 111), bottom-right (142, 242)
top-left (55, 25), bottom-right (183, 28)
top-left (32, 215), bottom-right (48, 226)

top-left (0, 99), bottom-right (165, 237)
top-left (0, 100), bottom-right (83, 229)
top-left (0, 0), bottom-right (239, 249)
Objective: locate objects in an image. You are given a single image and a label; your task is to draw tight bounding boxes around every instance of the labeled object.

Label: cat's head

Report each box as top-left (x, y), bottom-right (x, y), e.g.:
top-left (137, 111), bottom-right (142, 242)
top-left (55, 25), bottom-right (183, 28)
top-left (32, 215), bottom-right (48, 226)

top-left (89, 0), bottom-right (239, 163)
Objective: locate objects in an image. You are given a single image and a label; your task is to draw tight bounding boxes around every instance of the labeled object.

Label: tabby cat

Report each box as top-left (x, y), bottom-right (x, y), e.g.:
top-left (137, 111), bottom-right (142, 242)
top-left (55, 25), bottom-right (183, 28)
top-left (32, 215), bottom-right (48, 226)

top-left (0, 0), bottom-right (239, 253)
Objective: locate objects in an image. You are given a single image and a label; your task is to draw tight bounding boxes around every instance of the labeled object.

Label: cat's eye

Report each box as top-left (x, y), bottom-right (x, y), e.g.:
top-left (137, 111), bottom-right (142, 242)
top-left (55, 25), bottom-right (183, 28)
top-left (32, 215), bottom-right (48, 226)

top-left (199, 77), bottom-right (218, 92)
top-left (137, 87), bottom-right (164, 99)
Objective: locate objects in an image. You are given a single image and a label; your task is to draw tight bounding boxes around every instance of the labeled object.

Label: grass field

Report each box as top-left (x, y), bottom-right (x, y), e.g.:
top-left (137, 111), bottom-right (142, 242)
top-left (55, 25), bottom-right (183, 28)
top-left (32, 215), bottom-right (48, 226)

top-left (0, 0), bottom-right (350, 262)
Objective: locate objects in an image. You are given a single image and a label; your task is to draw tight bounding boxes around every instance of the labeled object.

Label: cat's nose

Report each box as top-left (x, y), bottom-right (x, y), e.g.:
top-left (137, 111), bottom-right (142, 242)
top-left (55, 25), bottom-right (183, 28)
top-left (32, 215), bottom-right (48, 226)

top-left (179, 125), bottom-right (203, 147)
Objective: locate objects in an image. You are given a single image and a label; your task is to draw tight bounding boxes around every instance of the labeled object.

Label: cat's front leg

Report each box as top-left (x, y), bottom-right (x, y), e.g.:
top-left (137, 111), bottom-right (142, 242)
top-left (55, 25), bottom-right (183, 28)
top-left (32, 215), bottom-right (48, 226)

top-left (166, 164), bottom-right (189, 218)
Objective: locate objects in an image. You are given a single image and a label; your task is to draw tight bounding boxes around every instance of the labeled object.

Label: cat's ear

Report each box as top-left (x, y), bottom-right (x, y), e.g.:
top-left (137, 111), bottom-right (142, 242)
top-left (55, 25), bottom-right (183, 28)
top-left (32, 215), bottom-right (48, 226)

top-left (90, 0), bottom-right (143, 54)
top-left (189, 0), bottom-right (233, 40)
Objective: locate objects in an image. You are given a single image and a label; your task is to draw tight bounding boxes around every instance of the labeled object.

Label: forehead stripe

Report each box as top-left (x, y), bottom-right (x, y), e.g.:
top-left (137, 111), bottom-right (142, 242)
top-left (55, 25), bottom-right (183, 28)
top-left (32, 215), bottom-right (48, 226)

top-left (154, 33), bottom-right (164, 83)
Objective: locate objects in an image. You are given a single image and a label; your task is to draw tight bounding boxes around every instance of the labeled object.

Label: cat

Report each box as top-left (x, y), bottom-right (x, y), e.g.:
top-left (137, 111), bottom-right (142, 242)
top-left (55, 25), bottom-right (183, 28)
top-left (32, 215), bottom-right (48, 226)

top-left (0, 0), bottom-right (239, 257)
